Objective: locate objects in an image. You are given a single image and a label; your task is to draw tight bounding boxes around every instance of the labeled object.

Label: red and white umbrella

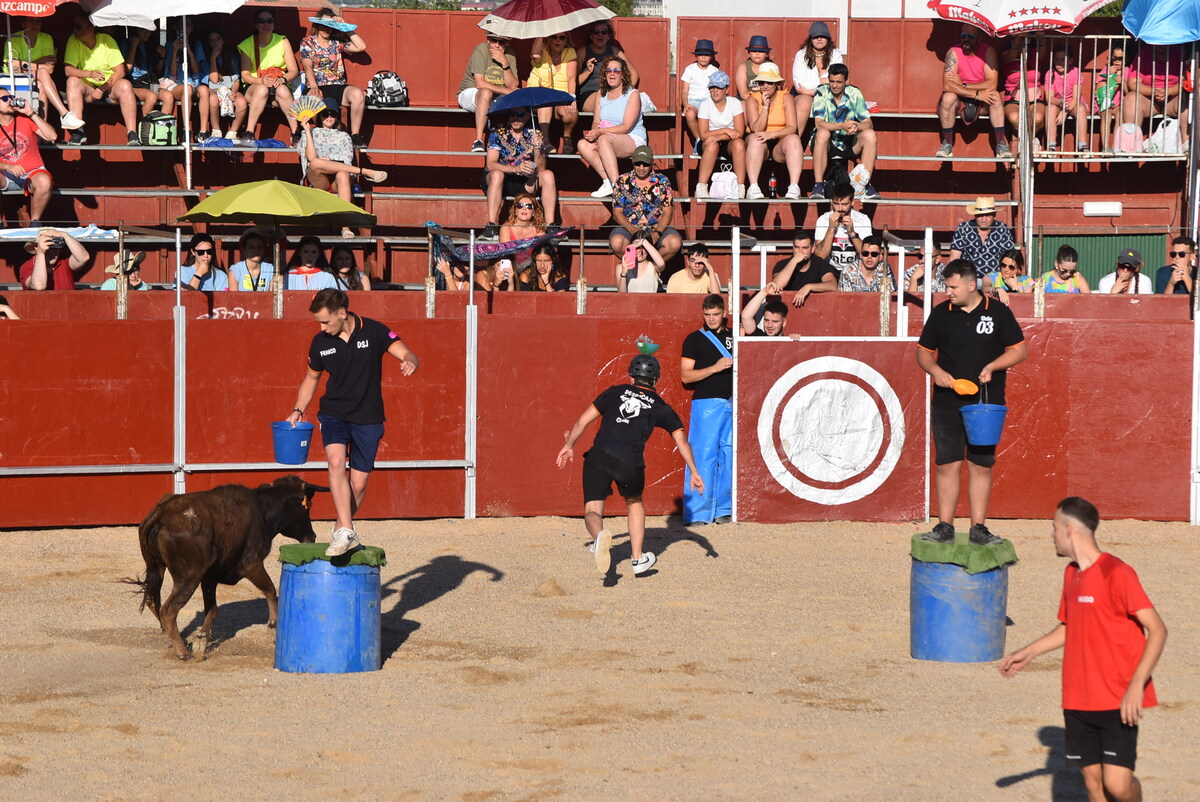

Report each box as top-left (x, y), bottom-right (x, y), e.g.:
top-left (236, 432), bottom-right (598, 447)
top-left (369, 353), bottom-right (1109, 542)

top-left (478, 0), bottom-right (614, 41)
top-left (926, 0), bottom-right (1109, 37)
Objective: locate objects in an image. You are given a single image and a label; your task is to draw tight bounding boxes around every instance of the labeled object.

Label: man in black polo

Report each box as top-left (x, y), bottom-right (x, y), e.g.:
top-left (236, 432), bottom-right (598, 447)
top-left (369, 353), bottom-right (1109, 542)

top-left (916, 259), bottom-right (1026, 545)
top-left (287, 288), bottom-right (419, 557)
top-left (680, 293), bottom-right (734, 525)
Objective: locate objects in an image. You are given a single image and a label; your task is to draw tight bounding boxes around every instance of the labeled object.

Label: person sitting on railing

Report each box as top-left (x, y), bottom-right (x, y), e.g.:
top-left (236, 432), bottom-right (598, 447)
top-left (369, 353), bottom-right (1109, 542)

top-left (239, 8), bottom-right (301, 144)
top-left (180, 232), bottom-right (229, 291)
top-left (666, 243), bottom-right (721, 294)
top-left (459, 32), bottom-right (519, 154)
top-left (606, 145), bottom-right (681, 264)
top-left (499, 192), bottom-right (547, 270)
top-left (519, 244), bottom-right (569, 292)
top-left (1041, 244), bottom-right (1090, 293)
top-left (771, 230), bottom-right (837, 306)
top-left (159, 18), bottom-right (212, 142)
top-left (733, 35), bottom-right (772, 100)
top-left (999, 38), bottom-right (1044, 151)
top-left (483, 109), bottom-right (555, 241)
top-left (578, 56), bottom-right (645, 200)
top-left (300, 8), bottom-right (368, 149)
top-left (791, 22), bottom-right (842, 143)
top-left (810, 63), bottom-right (877, 200)
top-left (286, 236), bottom-right (339, 291)
top-left (4, 16), bottom-right (80, 134)
top-left (527, 33), bottom-right (578, 154)
top-left (326, 243), bottom-right (370, 291)
top-left (838, 235), bottom-right (895, 292)
top-left (1043, 45), bottom-right (1087, 153)
top-left (1123, 44), bottom-right (1187, 142)
top-left (1098, 249), bottom-right (1153, 295)
top-left (680, 39), bottom-right (720, 157)
top-left (949, 196), bottom-right (1015, 276)
top-left (693, 70), bottom-right (746, 201)
top-left (0, 90), bottom-right (56, 226)
top-left (119, 25), bottom-right (164, 120)
top-left (1155, 236), bottom-right (1196, 295)
top-left (575, 21), bottom-right (638, 115)
top-left (615, 236), bottom-right (664, 293)
top-left (814, 182), bottom-right (871, 274)
top-left (936, 24), bottom-right (1010, 160)
top-left (979, 249), bottom-right (1032, 300)
top-left (743, 62), bottom-right (802, 201)
top-left (297, 102), bottom-right (386, 240)
top-left (205, 30), bottom-right (247, 141)
top-left (19, 228), bottom-right (89, 290)
top-left (63, 14), bottom-right (140, 146)
top-left (740, 285), bottom-right (794, 337)
top-left (100, 250), bottom-right (150, 290)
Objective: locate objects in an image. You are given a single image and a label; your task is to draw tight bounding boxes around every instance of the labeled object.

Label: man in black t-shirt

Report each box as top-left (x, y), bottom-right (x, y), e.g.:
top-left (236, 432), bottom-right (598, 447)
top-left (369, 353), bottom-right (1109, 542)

top-left (771, 230), bottom-right (837, 307)
top-left (556, 355), bottom-right (704, 577)
top-left (287, 289), bottom-right (420, 557)
top-left (916, 259), bottom-right (1026, 546)
top-left (680, 293), bottom-right (734, 525)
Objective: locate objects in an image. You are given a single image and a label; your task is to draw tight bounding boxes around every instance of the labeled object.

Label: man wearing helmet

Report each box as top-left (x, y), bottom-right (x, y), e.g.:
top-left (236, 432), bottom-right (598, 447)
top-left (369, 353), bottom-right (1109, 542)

top-left (556, 354), bottom-right (705, 578)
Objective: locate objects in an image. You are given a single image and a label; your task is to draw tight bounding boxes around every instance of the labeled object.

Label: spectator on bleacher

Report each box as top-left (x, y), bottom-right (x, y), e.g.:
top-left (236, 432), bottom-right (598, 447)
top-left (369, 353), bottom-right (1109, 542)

top-left (771, 230), bottom-right (837, 306)
top-left (1097, 249), bottom-right (1153, 294)
top-left (936, 24), bottom-right (1010, 160)
top-left (459, 32), bottom-right (518, 153)
top-left (810, 63), bottom-right (877, 201)
top-left (981, 249), bottom-right (1033, 299)
top-left (693, 70), bottom-right (746, 200)
top-left (206, 30), bottom-right (247, 141)
top-left (733, 35), bottom-right (771, 100)
top-left (527, 33), bottom-right (578, 154)
top-left (226, 230), bottom-right (273, 290)
top-left (999, 39), bottom-right (1044, 149)
top-left (434, 256), bottom-right (471, 292)
top-left (743, 62), bottom-right (802, 201)
top-left (1041, 244), bottom-right (1090, 293)
top-left (1043, 45), bottom-right (1087, 153)
top-left (666, 243), bottom-right (721, 294)
top-left (616, 236), bottom-right (664, 293)
top-left (19, 228), bottom-right (89, 290)
top-left (159, 18), bottom-right (212, 142)
top-left (680, 39), bottom-right (720, 156)
top-left (1094, 45), bottom-right (1125, 153)
top-left (905, 251), bottom-right (948, 294)
top-left (100, 250), bottom-right (150, 290)
top-left (3, 16), bottom-right (80, 133)
top-left (499, 192), bottom-right (547, 269)
top-left (181, 232), bottom-right (229, 291)
top-left (575, 22), bottom-right (638, 114)
top-left (606, 144), bottom-right (681, 263)
top-left (478, 258), bottom-right (517, 292)
top-left (327, 243), bottom-right (370, 291)
top-left (579, 56), bottom-right (645, 200)
top-left (1155, 236), bottom-right (1196, 295)
top-left (0, 90), bottom-right (56, 226)
top-left (120, 26), bottom-right (163, 119)
top-left (949, 196), bottom-right (1015, 276)
top-left (519, 244), bottom-right (569, 292)
top-left (484, 109), bottom-right (555, 240)
top-left (741, 286), bottom-right (793, 337)
top-left (791, 21), bottom-right (842, 142)
top-left (1123, 44), bottom-right (1184, 134)
top-left (838, 235), bottom-right (895, 292)
top-left (298, 104), bottom-right (386, 238)
top-left (63, 14), bottom-right (139, 146)
top-left (239, 9), bottom-right (301, 144)
top-left (0, 294), bottom-right (18, 319)
top-left (814, 182), bottom-right (871, 273)
top-left (300, 9), bottom-right (368, 149)
top-left (286, 235), bottom-right (338, 291)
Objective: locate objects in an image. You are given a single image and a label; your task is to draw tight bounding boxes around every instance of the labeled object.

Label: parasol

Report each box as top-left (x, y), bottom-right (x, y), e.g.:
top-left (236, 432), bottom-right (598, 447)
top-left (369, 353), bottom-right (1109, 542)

top-left (178, 179), bottom-right (377, 229)
top-left (85, 0), bottom-right (246, 30)
top-left (488, 87), bottom-right (575, 114)
top-left (1122, 0), bottom-right (1200, 45)
top-left (925, 0), bottom-right (1109, 37)
top-left (478, 0), bottom-right (614, 41)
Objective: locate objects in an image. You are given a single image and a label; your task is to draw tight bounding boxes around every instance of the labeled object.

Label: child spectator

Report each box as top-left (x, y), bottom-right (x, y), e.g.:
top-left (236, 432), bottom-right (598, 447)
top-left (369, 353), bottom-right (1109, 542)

top-left (327, 243), bottom-right (370, 291)
top-left (286, 235), bottom-right (338, 291)
top-left (159, 18), bottom-right (212, 142)
top-left (1042, 244), bottom-right (1090, 293)
top-left (458, 32), bottom-right (518, 153)
top-left (743, 62), bottom-right (802, 200)
top-left (300, 8), bottom-right (369, 148)
top-left (180, 232), bottom-right (229, 291)
top-left (205, 30), bottom-right (247, 141)
top-left (297, 102), bottom-right (386, 238)
top-left (791, 21), bottom-right (842, 141)
top-left (121, 26), bottom-right (164, 119)
top-left (615, 236), bottom-right (664, 293)
top-left (575, 22), bottom-right (638, 114)
top-left (483, 108), bottom-right (556, 240)
top-left (227, 230), bottom-right (275, 291)
top-left (680, 39), bottom-right (720, 156)
top-left (527, 33), bottom-right (578, 154)
top-left (3, 16), bottom-right (80, 133)
top-left (63, 14), bottom-right (140, 146)
top-left (999, 39), bottom-right (1044, 149)
top-left (519, 244), bottom-right (569, 292)
top-left (239, 9), bottom-right (301, 143)
top-left (0, 90), bottom-right (56, 225)
top-left (1094, 46), bottom-right (1125, 153)
top-left (100, 250), bottom-right (150, 290)
top-left (693, 70), bottom-right (745, 200)
top-left (733, 35), bottom-right (771, 100)
top-left (1044, 45), bottom-right (1087, 152)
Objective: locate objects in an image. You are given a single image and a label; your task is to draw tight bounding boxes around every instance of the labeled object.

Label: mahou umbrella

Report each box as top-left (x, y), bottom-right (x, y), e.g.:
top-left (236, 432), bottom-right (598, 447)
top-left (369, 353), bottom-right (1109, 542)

top-left (478, 0), bottom-right (614, 41)
top-left (926, 0), bottom-right (1109, 36)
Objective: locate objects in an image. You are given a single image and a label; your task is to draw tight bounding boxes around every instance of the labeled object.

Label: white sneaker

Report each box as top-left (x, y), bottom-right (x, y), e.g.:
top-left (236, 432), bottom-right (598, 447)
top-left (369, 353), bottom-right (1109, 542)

top-left (746, 184), bottom-right (765, 200)
top-left (223, 130), bottom-right (237, 140)
top-left (631, 552), bottom-right (657, 575)
top-left (784, 183), bottom-right (801, 200)
top-left (593, 528), bottom-right (612, 575)
top-left (60, 111), bottom-right (85, 130)
top-left (325, 526), bottom-right (360, 557)
top-left (590, 179), bottom-right (613, 199)
top-left (737, 184), bottom-right (746, 199)
top-left (694, 182), bottom-right (708, 199)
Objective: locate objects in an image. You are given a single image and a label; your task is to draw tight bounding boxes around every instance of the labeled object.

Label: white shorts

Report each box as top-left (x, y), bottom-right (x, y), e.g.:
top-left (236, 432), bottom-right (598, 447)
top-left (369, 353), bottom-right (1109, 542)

top-left (629, 133), bottom-right (647, 148)
top-left (458, 87), bottom-right (480, 112)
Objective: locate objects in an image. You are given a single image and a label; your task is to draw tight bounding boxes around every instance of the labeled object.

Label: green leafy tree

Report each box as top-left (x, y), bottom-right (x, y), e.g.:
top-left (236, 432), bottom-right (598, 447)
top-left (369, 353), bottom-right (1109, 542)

top-left (1090, 1), bottom-right (1122, 18)
top-left (598, 0), bottom-right (635, 18)
top-left (371, 0), bottom-right (462, 10)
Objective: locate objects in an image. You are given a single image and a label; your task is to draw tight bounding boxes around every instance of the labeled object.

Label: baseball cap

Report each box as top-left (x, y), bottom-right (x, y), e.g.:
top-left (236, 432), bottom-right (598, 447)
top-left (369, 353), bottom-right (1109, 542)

top-left (631, 145), bottom-right (653, 164)
top-left (707, 70), bottom-right (730, 89)
top-left (1117, 248), bottom-right (1142, 266)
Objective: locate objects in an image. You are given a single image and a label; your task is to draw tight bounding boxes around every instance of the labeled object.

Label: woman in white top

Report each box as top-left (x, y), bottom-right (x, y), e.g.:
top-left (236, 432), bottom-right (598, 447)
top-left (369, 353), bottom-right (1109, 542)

top-left (694, 70), bottom-right (746, 199)
top-left (578, 56), bottom-right (645, 198)
top-left (791, 21), bottom-right (843, 140)
top-left (616, 236), bottom-right (664, 293)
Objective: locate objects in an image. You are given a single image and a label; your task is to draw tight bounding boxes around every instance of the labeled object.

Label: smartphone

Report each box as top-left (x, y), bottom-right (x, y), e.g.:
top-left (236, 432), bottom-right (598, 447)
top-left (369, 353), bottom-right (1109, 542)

top-left (623, 246), bottom-right (637, 272)
top-left (498, 259), bottom-right (513, 277)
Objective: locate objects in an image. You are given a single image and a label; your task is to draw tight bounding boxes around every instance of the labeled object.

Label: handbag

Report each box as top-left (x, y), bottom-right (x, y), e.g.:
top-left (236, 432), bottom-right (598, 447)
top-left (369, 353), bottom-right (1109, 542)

top-left (708, 163), bottom-right (738, 199)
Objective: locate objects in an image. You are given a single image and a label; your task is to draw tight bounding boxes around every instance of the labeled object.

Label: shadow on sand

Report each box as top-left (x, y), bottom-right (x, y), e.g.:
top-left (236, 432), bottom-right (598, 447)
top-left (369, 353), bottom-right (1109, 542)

top-left (995, 725), bottom-right (1088, 800)
top-left (380, 555), bottom-right (504, 660)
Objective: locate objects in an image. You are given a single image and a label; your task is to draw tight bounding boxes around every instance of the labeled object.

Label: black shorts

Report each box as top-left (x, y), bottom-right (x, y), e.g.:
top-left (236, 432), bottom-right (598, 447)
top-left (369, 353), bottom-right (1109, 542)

top-left (320, 84), bottom-right (348, 106)
top-left (609, 226), bottom-right (683, 246)
top-left (1064, 709), bottom-right (1138, 770)
top-left (931, 404), bottom-right (996, 467)
top-left (582, 449), bottom-right (645, 502)
top-left (480, 169), bottom-right (537, 197)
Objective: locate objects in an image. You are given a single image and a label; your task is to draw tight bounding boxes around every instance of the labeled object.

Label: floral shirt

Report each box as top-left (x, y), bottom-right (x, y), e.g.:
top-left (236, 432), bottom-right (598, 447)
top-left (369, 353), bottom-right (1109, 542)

top-left (299, 127), bottom-right (353, 176)
top-left (903, 263), bottom-right (947, 292)
top-left (839, 263), bottom-right (895, 292)
top-left (612, 171), bottom-right (673, 228)
top-left (298, 36), bottom-right (348, 86)
top-left (487, 126), bottom-right (541, 167)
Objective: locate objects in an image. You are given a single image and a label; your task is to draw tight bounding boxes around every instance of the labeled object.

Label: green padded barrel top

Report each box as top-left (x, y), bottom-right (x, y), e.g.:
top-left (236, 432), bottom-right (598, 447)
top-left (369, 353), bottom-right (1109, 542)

top-left (910, 532), bottom-right (1017, 575)
top-left (278, 543), bottom-right (387, 567)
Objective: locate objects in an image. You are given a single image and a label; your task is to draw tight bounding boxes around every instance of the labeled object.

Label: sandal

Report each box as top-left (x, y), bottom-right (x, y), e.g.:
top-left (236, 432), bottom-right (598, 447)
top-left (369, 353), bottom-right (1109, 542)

top-left (359, 167), bottom-right (387, 184)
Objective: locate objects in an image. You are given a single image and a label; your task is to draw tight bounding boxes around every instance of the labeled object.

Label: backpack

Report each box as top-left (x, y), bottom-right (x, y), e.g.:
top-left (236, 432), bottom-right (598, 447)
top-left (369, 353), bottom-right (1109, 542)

top-left (1144, 118), bottom-right (1182, 154)
top-left (138, 111), bottom-right (177, 146)
top-left (708, 163), bottom-right (738, 200)
top-left (1112, 123), bottom-right (1144, 154)
top-left (367, 71), bottom-right (409, 107)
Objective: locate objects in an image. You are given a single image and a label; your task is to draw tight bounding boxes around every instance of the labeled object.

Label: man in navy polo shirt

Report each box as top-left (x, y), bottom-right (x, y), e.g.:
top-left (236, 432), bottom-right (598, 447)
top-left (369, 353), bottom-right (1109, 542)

top-left (916, 259), bottom-right (1026, 545)
top-left (287, 289), bottom-right (419, 557)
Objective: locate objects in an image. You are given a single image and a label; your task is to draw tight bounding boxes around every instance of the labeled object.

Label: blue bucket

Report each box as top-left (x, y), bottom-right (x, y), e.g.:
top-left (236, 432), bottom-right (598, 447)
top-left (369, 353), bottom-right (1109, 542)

top-left (271, 421), bottom-right (315, 465)
top-left (275, 560), bottom-right (382, 673)
top-left (910, 560), bottom-right (1008, 662)
top-left (960, 403), bottom-right (1007, 447)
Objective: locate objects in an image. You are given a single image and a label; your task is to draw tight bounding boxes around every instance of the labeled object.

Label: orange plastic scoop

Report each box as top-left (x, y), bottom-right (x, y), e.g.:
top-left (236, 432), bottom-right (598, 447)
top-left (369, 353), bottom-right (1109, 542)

top-left (953, 378), bottom-right (980, 396)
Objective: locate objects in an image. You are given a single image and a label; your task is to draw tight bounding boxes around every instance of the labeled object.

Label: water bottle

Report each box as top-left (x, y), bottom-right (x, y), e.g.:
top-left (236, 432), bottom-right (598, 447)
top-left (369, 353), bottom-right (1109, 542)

top-left (767, 172), bottom-right (777, 199)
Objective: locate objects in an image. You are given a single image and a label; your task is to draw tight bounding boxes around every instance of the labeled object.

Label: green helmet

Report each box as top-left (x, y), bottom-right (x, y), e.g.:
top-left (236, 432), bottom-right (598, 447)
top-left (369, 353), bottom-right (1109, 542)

top-left (628, 354), bottom-right (661, 385)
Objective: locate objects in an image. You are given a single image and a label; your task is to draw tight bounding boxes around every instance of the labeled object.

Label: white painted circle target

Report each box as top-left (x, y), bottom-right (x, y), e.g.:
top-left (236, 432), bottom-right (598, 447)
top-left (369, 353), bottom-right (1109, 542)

top-left (757, 356), bottom-right (905, 504)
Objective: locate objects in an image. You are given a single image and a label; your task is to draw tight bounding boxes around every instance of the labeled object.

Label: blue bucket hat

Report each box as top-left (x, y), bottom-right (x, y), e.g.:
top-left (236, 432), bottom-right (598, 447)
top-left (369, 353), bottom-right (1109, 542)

top-left (707, 70), bottom-right (730, 89)
top-left (746, 35), bottom-right (771, 52)
top-left (693, 38), bottom-right (716, 55)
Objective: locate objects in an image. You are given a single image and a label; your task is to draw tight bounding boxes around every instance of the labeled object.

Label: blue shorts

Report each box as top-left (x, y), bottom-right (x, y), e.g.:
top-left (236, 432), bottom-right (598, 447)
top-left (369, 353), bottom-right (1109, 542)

top-left (318, 415), bottom-right (384, 473)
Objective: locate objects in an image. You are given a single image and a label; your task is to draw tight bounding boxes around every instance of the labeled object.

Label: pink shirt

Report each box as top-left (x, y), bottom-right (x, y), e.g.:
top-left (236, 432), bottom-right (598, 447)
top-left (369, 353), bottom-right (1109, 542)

top-left (1044, 66), bottom-right (1081, 102)
top-left (950, 43), bottom-right (992, 85)
top-left (1002, 62), bottom-right (1038, 100)
top-left (1131, 48), bottom-right (1181, 88)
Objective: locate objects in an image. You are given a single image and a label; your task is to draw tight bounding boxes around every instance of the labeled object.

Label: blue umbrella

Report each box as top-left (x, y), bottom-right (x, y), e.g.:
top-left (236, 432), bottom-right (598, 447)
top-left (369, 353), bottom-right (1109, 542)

top-left (1123, 0), bottom-right (1200, 44)
top-left (488, 87), bottom-right (575, 115)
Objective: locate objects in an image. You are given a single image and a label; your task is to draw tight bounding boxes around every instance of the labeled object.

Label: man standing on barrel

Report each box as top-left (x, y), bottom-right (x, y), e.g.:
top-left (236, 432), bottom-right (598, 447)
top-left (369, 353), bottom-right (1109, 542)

top-left (916, 259), bottom-right (1026, 544)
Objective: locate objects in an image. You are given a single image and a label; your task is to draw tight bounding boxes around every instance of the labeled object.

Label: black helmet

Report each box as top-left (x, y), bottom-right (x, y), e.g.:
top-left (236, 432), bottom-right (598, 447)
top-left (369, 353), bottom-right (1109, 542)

top-left (628, 354), bottom-right (661, 384)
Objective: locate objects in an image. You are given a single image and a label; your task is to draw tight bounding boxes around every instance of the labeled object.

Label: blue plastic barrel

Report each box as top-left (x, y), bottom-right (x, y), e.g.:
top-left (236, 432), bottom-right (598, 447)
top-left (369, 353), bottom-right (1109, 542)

top-left (275, 561), bottom-right (381, 673)
top-left (271, 421), bottom-right (315, 465)
top-left (960, 403), bottom-right (1007, 446)
top-left (910, 560), bottom-right (1008, 662)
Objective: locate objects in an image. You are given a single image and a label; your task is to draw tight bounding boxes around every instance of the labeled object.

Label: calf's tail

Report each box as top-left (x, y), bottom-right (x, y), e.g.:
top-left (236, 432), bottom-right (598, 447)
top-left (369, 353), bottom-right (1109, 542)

top-left (121, 495), bottom-right (171, 614)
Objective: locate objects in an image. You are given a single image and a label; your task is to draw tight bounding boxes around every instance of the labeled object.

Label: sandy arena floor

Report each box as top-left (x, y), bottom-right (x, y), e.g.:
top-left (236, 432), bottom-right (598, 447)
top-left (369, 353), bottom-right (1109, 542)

top-left (0, 516), bottom-right (1196, 801)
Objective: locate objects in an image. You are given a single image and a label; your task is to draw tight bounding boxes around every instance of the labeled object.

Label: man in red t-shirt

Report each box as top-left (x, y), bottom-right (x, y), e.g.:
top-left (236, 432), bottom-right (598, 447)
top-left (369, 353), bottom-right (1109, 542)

top-left (0, 91), bottom-right (56, 225)
top-left (18, 228), bottom-right (90, 290)
top-left (1000, 497), bottom-right (1167, 802)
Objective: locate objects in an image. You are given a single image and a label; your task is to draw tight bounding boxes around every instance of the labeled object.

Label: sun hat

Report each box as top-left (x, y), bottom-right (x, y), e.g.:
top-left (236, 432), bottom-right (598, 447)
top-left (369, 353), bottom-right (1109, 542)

top-left (746, 35), bottom-right (770, 53)
top-left (707, 70), bottom-right (731, 89)
top-left (966, 196), bottom-right (997, 215)
top-left (104, 250), bottom-right (146, 275)
top-left (751, 62), bottom-right (785, 85)
top-left (809, 21), bottom-right (832, 40)
top-left (693, 39), bottom-right (716, 56)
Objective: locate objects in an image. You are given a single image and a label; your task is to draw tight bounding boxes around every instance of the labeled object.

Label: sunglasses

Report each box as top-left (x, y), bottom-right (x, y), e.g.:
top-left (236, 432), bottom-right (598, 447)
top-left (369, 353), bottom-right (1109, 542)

top-left (0, 95), bottom-right (12, 103)
top-left (193, 248), bottom-right (213, 255)
top-left (591, 29), bottom-right (611, 35)
top-left (603, 67), bottom-right (623, 73)
top-left (1117, 264), bottom-right (1136, 269)
top-left (550, 34), bottom-right (568, 40)
top-left (508, 110), bottom-right (527, 117)
top-left (1000, 261), bottom-right (1018, 269)
top-left (961, 32), bottom-right (979, 39)
top-left (862, 250), bottom-right (882, 258)
top-left (1170, 250), bottom-right (1192, 257)
top-left (515, 202), bottom-right (535, 209)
